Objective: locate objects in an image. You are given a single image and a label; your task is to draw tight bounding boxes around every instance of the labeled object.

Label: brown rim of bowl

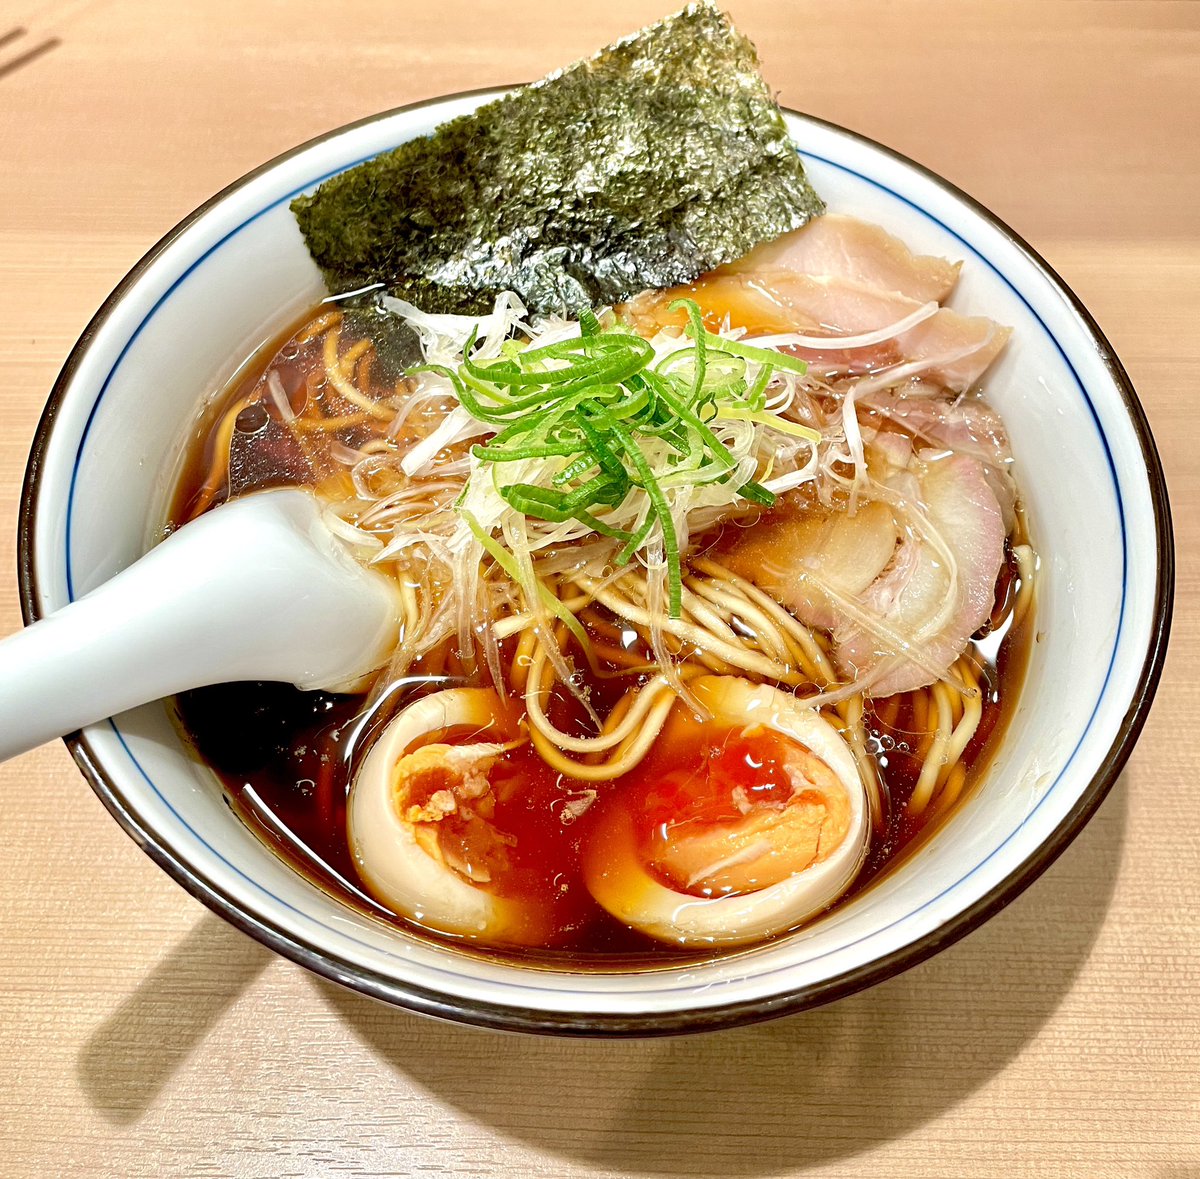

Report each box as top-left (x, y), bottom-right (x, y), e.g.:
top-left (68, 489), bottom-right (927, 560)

top-left (17, 90), bottom-right (1175, 1037)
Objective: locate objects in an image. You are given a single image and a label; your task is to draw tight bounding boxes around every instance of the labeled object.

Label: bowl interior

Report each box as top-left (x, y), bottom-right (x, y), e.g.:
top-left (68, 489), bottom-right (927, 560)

top-left (22, 95), bottom-right (1168, 1032)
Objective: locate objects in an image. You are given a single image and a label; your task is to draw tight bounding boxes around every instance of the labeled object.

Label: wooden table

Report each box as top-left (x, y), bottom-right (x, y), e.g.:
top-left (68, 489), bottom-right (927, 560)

top-left (1, 2), bottom-right (1196, 1175)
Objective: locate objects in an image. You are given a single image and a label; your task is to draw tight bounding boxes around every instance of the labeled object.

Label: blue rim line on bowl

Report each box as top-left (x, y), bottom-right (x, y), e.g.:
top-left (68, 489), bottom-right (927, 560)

top-left (19, 91), bottom-right (1174, 1035)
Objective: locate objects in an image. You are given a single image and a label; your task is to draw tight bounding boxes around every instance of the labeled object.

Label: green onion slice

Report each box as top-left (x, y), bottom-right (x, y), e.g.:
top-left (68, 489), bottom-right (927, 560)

top-left (450, 298), bottom-right (811, 618)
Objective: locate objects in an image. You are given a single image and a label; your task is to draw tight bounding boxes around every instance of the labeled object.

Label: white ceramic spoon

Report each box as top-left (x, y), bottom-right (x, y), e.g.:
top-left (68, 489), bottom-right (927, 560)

top-left (0, 489), bottom-right (400, 761)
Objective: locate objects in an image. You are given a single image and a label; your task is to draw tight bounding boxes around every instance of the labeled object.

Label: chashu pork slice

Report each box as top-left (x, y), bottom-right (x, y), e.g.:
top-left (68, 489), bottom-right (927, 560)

top-left (624, 272), bottom-right (1010, 393)
top-left (835, 453), bottom-right (1006, 696)
top-left (720, 213), bottom-right (961, 304)
top-left (721, 500), bottom-right (901, 632)
top-left (861, 387), bottom-right (1018, 533)
top-left (720, 452), bottom-right (1005, 697)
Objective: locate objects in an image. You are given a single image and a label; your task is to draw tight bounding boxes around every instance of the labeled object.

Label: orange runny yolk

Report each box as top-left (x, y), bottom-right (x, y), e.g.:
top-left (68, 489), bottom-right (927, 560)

top-left (638, 726), bottom-right (852, 897)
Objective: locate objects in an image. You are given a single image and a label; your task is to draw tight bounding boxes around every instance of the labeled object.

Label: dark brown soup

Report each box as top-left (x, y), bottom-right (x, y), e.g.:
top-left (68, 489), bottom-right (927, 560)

top-left (171, 300), bottom-right (1033, 967)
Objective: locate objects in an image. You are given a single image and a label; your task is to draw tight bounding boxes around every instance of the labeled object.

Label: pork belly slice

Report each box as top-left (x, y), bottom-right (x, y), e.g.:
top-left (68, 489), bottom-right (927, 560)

top-left (721, 213), bottom-right (961, 304)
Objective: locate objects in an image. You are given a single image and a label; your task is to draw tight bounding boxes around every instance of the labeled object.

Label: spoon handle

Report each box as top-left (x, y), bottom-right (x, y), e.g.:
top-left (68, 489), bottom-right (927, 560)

top-left (0, 491), bottom-right (399, 761)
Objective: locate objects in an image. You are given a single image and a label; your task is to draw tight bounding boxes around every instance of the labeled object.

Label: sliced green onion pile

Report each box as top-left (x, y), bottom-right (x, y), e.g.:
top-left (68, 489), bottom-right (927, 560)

top-left (429, 299), bottom-right (812, 617)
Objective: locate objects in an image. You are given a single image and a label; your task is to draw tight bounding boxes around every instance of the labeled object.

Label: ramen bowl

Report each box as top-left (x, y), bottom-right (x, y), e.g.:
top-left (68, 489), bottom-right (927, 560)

top-left (19, 92), bottom-right (1172, 1035)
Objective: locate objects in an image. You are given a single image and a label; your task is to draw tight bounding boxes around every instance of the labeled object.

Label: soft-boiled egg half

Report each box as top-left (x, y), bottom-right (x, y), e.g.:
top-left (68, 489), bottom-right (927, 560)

top-left (347, 687), bottom-right (537, 944)
top-left (582, 676), bottom-right (870, 946)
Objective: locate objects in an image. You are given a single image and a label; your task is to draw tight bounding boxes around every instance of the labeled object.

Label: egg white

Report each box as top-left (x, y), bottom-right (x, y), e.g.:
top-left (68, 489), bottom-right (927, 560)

top-left (347, 687), bottom-right (526, 941)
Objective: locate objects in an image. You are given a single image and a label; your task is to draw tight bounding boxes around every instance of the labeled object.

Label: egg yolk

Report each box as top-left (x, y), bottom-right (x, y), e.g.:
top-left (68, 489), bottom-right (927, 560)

top-left (627, 721), bottom-right (852, 897)
top-left (392, 742), bottom-right (516, 886)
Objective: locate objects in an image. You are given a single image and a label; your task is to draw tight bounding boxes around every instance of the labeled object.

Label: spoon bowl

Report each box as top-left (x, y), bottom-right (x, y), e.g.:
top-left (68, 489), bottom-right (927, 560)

top-left (0, 489), bottom-right (398, 761)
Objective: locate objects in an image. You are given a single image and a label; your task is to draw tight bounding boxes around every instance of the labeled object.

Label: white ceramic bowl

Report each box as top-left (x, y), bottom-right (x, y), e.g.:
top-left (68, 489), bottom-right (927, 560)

top-left (20, 92), bottom-right (1173, 1035)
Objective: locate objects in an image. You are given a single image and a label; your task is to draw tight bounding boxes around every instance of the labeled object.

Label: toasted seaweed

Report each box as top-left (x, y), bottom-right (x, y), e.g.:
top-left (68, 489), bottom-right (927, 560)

top-left (340, 298), bottom-right (423, 381)
top-left (292, 1), bottom-right (823, 315)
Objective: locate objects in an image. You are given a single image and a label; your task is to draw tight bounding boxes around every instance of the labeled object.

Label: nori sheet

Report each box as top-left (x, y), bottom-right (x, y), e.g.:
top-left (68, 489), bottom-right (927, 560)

top-left (291, 1), bottom-right (823, 315)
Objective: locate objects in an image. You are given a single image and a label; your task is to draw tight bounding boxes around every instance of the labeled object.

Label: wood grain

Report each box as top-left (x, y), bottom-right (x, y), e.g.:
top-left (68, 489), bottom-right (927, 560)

top-left (0, 3), bottom-right (1196, 1177)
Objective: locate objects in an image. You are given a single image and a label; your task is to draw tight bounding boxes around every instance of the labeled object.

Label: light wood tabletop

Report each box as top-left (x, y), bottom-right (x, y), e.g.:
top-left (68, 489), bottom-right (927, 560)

top-left (1, 2), bottom-right (1196, 1176)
